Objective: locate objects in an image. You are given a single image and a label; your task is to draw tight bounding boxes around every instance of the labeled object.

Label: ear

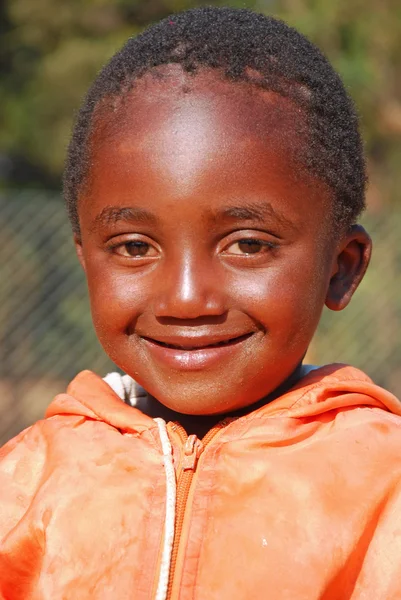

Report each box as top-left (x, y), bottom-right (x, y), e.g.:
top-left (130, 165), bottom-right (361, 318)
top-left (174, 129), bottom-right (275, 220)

top-left (73, 234), bottom-right (86, 272)
top-left (325, 224), bottom-right (372, 311)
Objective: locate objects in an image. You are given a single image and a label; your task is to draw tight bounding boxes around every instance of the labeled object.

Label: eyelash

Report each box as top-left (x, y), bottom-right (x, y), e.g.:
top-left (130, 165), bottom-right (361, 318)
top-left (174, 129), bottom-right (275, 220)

top-left (223, 238), bottom-right (278, 256)
top-left (106, 234), bottom-right (279, 261)
top-left (107, 240), bottom-right (157, 258)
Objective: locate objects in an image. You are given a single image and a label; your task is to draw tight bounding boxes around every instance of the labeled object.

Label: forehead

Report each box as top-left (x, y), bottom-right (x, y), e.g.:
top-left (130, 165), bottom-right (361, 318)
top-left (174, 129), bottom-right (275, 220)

top-left (92, 65), bottom-right (308, 156)
top-left (82, 66), bottom-right (332, 229)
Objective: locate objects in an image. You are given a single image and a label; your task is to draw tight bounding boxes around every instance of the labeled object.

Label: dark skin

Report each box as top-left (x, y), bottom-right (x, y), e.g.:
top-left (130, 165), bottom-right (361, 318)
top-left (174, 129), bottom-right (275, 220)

top-left (75, 66), bottom-right (371, 437)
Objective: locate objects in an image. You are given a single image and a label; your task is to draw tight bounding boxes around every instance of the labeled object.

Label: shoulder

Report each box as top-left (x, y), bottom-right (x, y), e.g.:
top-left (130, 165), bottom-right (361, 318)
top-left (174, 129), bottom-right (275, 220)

top-left (0, 409), bottom-right (112, 501)
top-left (0, 420), bottom-right (53, 538)
top-left (0, 414), bottom-right (84, 485)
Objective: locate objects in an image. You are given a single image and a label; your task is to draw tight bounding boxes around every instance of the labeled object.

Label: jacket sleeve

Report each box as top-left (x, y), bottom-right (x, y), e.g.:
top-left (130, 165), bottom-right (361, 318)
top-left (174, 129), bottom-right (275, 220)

top-left (0, 422), bottom-right (49, 600)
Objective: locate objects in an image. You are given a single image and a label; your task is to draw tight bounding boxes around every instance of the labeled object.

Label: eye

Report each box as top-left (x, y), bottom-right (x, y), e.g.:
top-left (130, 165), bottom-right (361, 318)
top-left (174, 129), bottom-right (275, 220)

top-left (224, 238), bottom-right (276, 255)
top-left (109, 239), bottom-right (159, 258)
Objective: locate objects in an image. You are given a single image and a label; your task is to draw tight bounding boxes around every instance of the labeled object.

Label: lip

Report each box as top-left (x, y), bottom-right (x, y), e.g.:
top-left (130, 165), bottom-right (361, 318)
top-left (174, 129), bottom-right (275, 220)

top-left (140, 332), bottom-right (254, 371)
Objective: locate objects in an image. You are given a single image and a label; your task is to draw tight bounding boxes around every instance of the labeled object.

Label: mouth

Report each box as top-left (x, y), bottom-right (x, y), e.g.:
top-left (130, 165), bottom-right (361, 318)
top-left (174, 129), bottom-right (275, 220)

top-left (141, 332), bottom-right (253, 351)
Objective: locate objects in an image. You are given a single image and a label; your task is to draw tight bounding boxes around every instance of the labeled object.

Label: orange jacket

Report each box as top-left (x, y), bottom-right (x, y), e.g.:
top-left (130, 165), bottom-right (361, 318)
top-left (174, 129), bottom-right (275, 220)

top-left (1, 364), bottom-right (401, 599)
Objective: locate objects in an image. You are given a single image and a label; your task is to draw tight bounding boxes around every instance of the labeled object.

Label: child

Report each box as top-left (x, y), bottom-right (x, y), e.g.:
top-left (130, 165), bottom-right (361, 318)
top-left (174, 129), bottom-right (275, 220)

top-left (1, 6), bottom-right (401, 599)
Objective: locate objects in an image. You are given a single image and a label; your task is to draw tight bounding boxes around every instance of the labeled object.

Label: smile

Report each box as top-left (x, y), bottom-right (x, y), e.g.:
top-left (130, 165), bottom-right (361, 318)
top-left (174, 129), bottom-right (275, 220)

top-left (140, 332), bottom-right (255, 371)
top-left (142, 333), bottom-right (253, 351)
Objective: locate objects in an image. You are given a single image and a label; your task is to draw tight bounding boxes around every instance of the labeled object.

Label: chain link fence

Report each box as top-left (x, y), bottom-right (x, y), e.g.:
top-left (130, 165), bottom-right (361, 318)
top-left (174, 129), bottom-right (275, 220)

top-left (1, 191), bottom-right (400, 444)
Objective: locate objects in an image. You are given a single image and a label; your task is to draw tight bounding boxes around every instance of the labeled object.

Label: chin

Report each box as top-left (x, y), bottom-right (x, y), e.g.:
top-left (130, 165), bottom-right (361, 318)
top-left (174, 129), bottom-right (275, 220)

top-left (149, 380), bottom-right (255, 416)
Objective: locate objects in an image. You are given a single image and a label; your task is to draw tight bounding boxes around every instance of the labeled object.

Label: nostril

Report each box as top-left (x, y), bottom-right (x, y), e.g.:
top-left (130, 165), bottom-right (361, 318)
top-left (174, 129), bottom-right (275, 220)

top-left (153, 296), bottom-right (227, 320)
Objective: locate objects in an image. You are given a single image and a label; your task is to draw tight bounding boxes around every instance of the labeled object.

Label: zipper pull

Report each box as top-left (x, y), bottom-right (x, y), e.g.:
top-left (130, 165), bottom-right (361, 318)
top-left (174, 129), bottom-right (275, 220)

top-left (182, 434), bottom-right (203, 471)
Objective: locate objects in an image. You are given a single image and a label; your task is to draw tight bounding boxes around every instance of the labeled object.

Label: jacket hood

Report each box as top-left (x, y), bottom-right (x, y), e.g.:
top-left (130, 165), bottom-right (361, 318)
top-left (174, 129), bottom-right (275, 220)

top-left (45, 364), bottom-right (401, 432)
top-left (45, 370), bottom-right (156, 434)
top-left (264, 364), bottom-right (401, 419)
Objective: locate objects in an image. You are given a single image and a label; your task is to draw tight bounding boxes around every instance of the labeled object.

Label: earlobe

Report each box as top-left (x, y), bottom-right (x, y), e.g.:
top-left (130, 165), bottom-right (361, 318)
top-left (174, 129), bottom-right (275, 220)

top-left (325, 224), bottom-right (372, 311)
top-left (73, 234), bottom-right (86, 272)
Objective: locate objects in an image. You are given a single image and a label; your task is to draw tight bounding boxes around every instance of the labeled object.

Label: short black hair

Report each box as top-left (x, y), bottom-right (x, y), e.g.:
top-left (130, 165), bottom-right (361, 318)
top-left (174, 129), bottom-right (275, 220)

top-left (64, 6), bottom-right (366, 236)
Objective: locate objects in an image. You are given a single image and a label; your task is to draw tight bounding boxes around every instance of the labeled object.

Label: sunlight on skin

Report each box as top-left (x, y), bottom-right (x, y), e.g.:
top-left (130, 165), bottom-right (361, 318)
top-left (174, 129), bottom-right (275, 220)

top-left (76, 67), bottom-right (371, 433)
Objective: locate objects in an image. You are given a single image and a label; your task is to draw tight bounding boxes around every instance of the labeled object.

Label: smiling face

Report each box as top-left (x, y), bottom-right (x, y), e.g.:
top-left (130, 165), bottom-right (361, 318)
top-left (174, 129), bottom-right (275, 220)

top-left (75, 67), bottom-right (370, 416)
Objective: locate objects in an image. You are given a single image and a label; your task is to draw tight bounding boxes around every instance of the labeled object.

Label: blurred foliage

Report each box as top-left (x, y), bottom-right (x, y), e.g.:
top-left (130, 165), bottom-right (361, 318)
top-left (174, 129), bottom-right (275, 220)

top-left (1, 0), bottom-right (400, 204)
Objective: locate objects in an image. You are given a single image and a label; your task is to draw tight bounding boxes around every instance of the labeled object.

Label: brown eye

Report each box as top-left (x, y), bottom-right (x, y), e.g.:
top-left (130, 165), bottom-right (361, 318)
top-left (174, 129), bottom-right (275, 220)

top-left (237, 240), bottom-right (264, 254)
top-left (112, 240), bottom-right (158, 258)
top-left (226, 239), bottom-right (274, 255)
top-left (124, 241), bottom-right (151, 257)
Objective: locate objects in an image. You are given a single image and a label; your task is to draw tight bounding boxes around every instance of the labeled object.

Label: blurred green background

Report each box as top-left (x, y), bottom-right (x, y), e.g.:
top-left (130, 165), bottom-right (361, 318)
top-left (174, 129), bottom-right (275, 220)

top-left (0, 0), bottom-right (400, 443)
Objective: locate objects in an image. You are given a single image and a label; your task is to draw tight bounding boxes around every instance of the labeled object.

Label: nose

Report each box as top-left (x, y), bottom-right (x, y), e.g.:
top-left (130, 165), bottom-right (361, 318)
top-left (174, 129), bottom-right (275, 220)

top-left (152, 255), bottom-right (226, 319)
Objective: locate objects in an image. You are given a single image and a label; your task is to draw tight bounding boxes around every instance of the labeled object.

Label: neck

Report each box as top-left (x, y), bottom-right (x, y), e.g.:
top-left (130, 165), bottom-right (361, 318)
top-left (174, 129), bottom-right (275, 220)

top-left (137, 362), bottom-right (311, 438)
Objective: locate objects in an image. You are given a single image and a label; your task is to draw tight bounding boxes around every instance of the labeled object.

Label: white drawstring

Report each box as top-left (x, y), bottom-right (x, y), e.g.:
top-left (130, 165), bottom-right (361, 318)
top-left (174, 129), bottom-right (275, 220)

top-left (104, 373), bottom-right (177, 600)
top-left (154, 418), bottom-right (177, 600)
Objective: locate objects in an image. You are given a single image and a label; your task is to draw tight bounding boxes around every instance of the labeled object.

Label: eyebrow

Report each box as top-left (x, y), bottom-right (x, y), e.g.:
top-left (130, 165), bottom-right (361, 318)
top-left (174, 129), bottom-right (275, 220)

top-left (91, 201), bottom-right (298, 233)
top-left (91, 206), bottom-right (157, 231)
top-left (210, 201), bottom-right (298, 232)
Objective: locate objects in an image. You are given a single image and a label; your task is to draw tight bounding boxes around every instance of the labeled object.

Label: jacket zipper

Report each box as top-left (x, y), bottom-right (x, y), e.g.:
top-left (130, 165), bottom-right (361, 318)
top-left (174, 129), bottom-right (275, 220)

top-left (165, 421), bottom-right (229, 599)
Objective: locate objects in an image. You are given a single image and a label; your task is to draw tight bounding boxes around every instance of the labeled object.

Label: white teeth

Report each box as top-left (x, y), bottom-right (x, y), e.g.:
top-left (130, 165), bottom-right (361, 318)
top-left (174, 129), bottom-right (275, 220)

top-left (156, 336), bottom-right (245, 350)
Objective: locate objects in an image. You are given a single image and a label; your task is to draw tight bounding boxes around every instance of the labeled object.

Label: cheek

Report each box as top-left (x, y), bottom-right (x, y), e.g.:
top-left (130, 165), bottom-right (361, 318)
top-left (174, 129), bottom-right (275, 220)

top-left (229, 253), bottom-right (329, 338)
top-left (85, 265), bottom-right (149, 336)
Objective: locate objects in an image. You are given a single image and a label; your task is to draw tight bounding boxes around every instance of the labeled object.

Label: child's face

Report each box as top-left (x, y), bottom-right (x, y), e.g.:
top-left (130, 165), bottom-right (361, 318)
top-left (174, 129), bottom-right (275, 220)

top-left (76, 68), bottom-right (370, 415)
